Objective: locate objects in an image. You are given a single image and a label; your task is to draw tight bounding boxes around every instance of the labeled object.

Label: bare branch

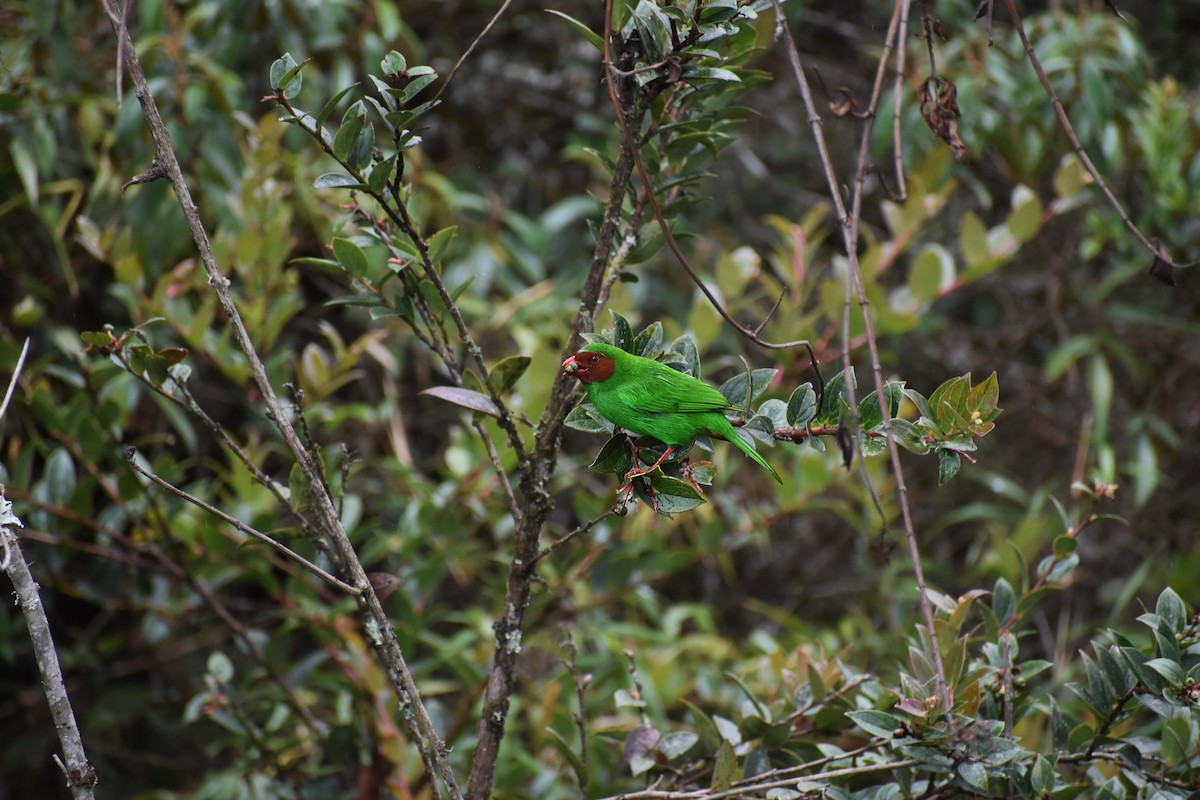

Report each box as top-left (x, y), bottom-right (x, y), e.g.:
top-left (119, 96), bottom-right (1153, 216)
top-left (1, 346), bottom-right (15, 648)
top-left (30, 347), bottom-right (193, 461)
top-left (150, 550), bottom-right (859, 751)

top-left (124, 448), bottom-right (359, 595)
top-left (99, 3), bottom-right (461, 794)
top-left (2, 494), bottom-right (98, 800)
top-left (999, 0), bottom-right (1185, 272)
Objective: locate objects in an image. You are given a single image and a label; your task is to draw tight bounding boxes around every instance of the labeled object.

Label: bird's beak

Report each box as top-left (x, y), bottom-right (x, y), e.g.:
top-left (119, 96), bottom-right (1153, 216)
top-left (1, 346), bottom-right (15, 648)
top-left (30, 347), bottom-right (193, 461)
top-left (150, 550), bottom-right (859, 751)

top-left (561, 355), bottom-right (580, 376)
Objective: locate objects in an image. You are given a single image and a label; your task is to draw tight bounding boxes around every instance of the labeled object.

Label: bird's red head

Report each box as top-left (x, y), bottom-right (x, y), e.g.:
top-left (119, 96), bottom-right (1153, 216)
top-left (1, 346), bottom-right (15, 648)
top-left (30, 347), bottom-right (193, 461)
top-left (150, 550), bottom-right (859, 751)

top-left (561, 348), bottom-right (615, 384)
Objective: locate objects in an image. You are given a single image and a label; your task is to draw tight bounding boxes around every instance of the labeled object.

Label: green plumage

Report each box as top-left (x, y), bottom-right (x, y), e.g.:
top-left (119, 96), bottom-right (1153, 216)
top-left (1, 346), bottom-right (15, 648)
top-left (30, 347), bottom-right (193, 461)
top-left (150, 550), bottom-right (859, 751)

top-left (577, 344), bottom-right (782, 483)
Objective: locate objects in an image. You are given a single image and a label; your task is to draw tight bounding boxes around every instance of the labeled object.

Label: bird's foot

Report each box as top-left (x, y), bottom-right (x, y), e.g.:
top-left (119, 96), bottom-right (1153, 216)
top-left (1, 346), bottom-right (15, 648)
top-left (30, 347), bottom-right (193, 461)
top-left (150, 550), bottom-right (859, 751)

top-left (624, 445), bottom-right (675, 481)
top-left (616, 474), bottom-right (662, 514)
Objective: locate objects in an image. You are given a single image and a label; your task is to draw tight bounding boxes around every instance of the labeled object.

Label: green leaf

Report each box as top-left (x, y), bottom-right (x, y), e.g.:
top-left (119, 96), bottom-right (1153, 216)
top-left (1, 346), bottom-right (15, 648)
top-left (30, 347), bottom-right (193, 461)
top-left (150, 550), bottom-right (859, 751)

top-left (332, 237), bottom-right (369, 278)
top-left (313, 172), bottom-right (365, 189)
top-left (937, 449), bottom-right (961, 484)
top-left (786, 384), bottom-right (817, 427)
top-left (679, 65), bottom-right (741, 82)
top-left (381, 50), bottom-right (407, 77)
top-left (427, 226), bottom-right (458, 264)
top-left (631, 0), bottom-right (671, 60)
top-left (487, 355), bottom-right (530, 396)
top-left (1007, 185), bottom-right (1044, 243)
top-left (632, 321), bottom-right (664, 358)
top-left (846, 710), bottom-right (901, 739)
top-left (960, 210), bottom-right (989, 268)
top-left (656, 731), bottom-right (699, 760)
top-left (348, 120), bottom-right (375, 171)
top-left (908, 244), bottom-right (956, 304)
top-left (81, 331), bottom-right (112, 347)
top-left (269, 53), bottom-right (304, 99)
top-left (419, 386), bottom-right (501, 418)
top-left (1053, 535), bottom-right (1077, 558)
top-left (316, 82), bottom-right (361, 128)
top-left (992, 577), bottom-right (1016, 625)
top-left (717, 368), bottom-right (778, 409)
top-left (888, 418), bottom-right (930, 454)
top-left (816, 369), bottom-right (854, 424)
top-left (928, 374), bottom-right (970, 434)
top-left (590, 435), bottom-right (634, 475)
top-left (957, 761), bottom-right (989, 792)
top-left (333, 102), bottom-right (367, 162)
top-left (1160, 715), bottom-right (1192, 766)
top-left (1155, 587), bottom-right (1187, 633)
top-left (565, 402), bottom-right (614, 435)
top-left (610, 310), bottom-right (634, 352)
top-left (367, 156), bottom-right (395, 193)
top-left (1053, 154), bottom-right (1090, 197)
top-left (545, 9), bottom-right (604, 51)
top-left (710, 741), bottom-right (736, 792)
top-left (44, 448), bottom-right (76, 505)
top-left (668, 334), bottom-right (700, 377)
top-left (647, 475), bottom-right (705, 514)
top-left (1145, 658), bottom-right (1183, 686)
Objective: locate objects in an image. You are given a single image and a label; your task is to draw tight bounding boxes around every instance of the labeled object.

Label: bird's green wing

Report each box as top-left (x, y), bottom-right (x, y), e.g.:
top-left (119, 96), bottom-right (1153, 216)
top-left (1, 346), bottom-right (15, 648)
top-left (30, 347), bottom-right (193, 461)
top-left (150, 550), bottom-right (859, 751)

top-left (616, 361), bottom-right (731, 415)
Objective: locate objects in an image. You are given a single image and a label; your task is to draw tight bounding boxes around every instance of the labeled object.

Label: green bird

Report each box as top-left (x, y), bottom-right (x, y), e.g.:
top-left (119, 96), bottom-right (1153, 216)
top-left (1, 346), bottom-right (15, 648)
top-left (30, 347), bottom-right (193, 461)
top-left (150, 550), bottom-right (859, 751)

top-left (561, 343), bottom-right (782, 484)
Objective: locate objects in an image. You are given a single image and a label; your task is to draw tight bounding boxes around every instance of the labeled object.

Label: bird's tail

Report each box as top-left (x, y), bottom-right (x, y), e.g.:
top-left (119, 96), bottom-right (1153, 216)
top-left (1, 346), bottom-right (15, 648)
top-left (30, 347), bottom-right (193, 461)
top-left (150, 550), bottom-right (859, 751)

top-left (718, 418), bottom-right (783, 484)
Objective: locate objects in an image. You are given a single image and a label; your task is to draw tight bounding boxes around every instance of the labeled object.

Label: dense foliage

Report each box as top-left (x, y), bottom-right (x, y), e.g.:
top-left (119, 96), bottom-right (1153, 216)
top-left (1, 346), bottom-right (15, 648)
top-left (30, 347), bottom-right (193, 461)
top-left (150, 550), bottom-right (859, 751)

top-left (2, 1), bottom-right (1198, 798)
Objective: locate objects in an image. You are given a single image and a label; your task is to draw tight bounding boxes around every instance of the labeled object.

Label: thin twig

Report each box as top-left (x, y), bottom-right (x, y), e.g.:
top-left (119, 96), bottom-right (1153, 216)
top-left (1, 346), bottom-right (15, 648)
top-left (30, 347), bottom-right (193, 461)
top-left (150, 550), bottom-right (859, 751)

top-left (892, 0), bottom-right (911, 199)
top-left (431, 0), bottom-right (517, 105)
top-left (100, 4), bottom-right (461, 795)
top-left (600, 0), bottom-right (810, 351)
top-left (124, 449), bottom-right (359, 595)
top-left (528, 507), bottom-right (622, 570)
top-left (770, 0), bottom-right (954, 723)
top-left (0, 337), bottom-right (30, 424)
top-left (999, 0), bottom-right (1184, 271)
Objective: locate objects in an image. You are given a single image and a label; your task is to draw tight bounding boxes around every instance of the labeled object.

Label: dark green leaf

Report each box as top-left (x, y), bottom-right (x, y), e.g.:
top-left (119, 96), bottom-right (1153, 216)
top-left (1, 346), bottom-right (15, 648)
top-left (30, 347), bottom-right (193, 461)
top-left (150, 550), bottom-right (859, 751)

top-left (717, 368), bottom-right (777, 409)
top-left (992, 577), bottom-right (1016, 625)
top-left (545, 9), bottom-right (604, 51)
top-left (846, 710), bottom-right (901, 739)
top-left (786, 384), bottom-right (816, 427)
top-left (427, 226), bottom-right (457, 264)
top-left (314, 172), bottom-right (365, 190)
top-left (332, 238), bottom-right (369, 278)
top-left (668, 334), bottom-right (700, 377)
top-left (333, 102), bottom-right (366, 162)
top-left (710, 741), bottom-right (736, 792)
top-left (632, 321), bottom-right (663, 358)
top-left (647, 475), bottom-right (705, 514)
top-left (937, 449), bottom-right (961, 484)
top-left (269, 53), bottom-right (304, 99)
top-left (889, 419), bottom-right (930, 454)
top-left (367, 157), bottom-right (395, 193)
top-left (565, 402), bottom-right (614, 435)
top-left (610, 310), bottom-right (634, 352)
top-left (590, 435), bottom-right (634, 475)
top-left (488, 355), bottom-right (530, 396)
top-left (316, 82), bottom-right (361, 127)
top-left (381, 50), bottom-right (407, 78)
top-left (1155, 588), bottom-right (1187, 633)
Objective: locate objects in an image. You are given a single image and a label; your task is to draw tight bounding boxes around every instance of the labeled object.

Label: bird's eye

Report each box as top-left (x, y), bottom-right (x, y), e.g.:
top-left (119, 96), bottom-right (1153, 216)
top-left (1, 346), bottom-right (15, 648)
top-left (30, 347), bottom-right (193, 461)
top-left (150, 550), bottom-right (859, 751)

top-left (588, 354), bottom-right (599, 363)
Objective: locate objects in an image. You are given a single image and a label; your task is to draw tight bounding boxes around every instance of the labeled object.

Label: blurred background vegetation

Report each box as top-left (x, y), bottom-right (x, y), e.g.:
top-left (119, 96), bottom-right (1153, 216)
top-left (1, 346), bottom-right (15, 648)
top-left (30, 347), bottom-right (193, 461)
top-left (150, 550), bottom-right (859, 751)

top-left (1, 0), bottom-right (1198, 797)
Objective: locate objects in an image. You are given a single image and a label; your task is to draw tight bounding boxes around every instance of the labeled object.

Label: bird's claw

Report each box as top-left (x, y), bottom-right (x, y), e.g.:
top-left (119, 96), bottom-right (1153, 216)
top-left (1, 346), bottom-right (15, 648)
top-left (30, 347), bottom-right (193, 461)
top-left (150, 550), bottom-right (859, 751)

top-left (616, 474), bottom-right (662, 514)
